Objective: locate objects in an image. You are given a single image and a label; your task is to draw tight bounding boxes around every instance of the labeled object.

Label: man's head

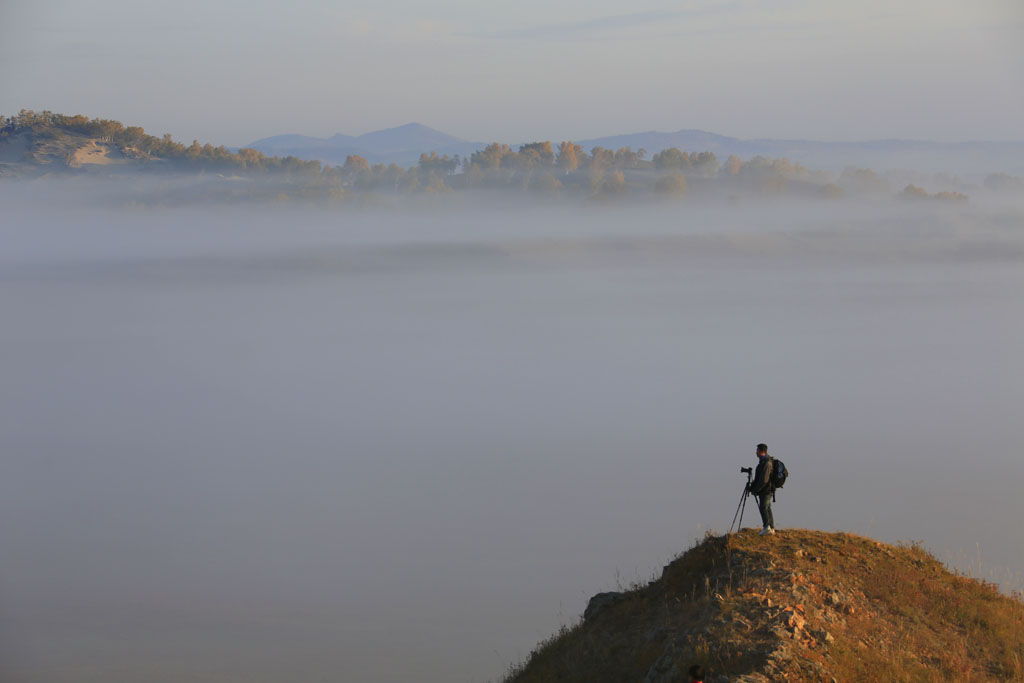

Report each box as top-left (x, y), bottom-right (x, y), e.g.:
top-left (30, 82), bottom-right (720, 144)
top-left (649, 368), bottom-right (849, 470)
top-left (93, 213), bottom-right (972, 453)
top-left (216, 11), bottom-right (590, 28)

top-left (688, 664), bottom-right (705, 682)
top-left (756, 443), bottom-right (768, 458)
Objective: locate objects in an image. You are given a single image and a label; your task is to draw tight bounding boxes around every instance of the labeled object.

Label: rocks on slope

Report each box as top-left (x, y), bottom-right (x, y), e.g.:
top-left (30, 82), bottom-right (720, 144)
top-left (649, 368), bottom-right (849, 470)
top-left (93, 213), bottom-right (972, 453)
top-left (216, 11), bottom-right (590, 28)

top-left (506, 529), bottom-right (1024, 682)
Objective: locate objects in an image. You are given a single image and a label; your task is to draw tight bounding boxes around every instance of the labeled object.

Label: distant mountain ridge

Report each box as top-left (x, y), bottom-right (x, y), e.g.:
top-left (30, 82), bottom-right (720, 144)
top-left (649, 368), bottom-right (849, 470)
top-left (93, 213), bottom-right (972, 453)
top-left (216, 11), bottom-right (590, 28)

top-left (247, 123), bottom-right (483, 167)
top-left (247, 124), bottom-right (1024, 175)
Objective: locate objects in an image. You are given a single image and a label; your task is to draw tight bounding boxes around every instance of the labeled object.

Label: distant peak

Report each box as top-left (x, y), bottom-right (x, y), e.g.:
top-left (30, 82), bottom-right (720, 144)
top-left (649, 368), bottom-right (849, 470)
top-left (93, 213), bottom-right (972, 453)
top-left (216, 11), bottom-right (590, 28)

top-left (373, 122), bottom-right (443, 134)
top-left (352, 123), bottom-right (467, 149)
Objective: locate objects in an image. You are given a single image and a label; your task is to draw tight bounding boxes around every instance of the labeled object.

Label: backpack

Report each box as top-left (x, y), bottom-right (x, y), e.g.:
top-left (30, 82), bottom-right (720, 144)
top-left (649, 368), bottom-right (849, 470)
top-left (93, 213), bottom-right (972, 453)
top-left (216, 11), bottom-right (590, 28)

top-left (771, 457), bottom-right (788, 490)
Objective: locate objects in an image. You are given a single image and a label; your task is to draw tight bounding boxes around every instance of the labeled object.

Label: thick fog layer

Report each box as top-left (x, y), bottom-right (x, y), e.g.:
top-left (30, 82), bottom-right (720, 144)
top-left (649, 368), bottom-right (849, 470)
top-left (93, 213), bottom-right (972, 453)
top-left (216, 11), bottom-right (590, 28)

top-left (1, 189), bottom-right (1022, 682)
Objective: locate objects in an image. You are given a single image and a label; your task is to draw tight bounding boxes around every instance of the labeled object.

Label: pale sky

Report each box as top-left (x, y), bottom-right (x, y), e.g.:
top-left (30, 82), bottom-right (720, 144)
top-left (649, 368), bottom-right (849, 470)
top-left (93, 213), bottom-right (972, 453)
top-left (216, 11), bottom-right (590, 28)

top-left (2, 0), bottom-right (1022, 146)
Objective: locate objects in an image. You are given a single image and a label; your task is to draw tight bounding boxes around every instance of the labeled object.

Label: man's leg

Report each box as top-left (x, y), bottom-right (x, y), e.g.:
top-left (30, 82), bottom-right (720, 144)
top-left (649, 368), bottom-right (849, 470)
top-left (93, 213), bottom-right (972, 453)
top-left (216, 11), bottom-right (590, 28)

top-left (758, 493), bottom-right (775, 533)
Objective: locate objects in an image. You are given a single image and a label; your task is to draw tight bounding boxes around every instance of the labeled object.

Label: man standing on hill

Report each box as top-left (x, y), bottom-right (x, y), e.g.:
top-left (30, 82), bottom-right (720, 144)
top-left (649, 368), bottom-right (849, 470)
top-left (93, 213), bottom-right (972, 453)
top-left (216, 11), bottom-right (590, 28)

top-left (748, 443), bottom-right (775, 535)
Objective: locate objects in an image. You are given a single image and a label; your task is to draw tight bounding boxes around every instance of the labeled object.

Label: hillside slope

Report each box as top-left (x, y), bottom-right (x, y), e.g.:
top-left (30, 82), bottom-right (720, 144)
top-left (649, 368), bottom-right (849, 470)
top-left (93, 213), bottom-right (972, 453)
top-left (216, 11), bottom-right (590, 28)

top-left (506, 530), bottom-right (1024, 682)
top-left (0, 110), bottom-right (323, 179)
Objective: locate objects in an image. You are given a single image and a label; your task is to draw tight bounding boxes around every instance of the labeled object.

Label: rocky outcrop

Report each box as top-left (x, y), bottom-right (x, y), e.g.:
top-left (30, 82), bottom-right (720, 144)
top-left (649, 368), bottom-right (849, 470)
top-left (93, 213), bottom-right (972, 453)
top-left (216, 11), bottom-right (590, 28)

top-left (506, 529), bottom-right (1024, 682)
top-left (583, 592), bottom-right (625, 622)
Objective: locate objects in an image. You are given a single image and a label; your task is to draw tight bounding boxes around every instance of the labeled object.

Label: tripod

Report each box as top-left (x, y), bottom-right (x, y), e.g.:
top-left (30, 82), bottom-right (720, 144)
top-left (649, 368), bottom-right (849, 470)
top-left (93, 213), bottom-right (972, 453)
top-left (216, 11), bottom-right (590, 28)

top-left (729, 468), bottom-right (754, 534)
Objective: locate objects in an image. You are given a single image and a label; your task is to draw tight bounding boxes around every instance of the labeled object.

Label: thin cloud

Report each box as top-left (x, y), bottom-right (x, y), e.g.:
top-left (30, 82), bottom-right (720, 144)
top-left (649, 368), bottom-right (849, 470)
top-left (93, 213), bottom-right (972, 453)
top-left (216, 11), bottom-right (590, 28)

top-left (474, 8), bottom-right (728, 41)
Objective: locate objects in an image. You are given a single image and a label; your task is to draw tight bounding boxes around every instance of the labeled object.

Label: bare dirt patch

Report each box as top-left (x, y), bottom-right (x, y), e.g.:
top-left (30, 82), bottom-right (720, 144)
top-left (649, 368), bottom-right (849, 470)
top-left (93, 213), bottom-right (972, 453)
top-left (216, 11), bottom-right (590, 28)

top-left (70, 140), bottom-right (127, 166)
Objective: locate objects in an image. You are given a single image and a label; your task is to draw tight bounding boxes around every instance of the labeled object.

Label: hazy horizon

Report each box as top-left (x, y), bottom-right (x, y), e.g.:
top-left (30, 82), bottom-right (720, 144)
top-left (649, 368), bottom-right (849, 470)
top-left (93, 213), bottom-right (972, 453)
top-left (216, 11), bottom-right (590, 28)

top-left (245, 121), bottom-right (1024, 147)
top-left (3, 1), bottom-right (1023, 146)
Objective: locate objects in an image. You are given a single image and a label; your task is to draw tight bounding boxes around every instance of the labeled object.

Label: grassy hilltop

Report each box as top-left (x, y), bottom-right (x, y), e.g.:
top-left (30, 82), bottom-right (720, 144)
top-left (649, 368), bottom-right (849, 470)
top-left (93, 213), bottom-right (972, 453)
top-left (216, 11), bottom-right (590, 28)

top-left (505, 530), bottom-right (1024, 682)
top-left (0, 110), bottom-right (322, 176)
top-left (0, 110), bottom-right (341, 204)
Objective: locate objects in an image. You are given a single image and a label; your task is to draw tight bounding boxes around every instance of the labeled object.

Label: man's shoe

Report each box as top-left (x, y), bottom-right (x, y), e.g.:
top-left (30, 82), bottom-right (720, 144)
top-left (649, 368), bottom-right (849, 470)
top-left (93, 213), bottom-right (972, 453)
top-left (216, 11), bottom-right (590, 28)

top-left (768, 527), bottom-right (776, 535)
top-left (758, 527), bottom-right (771, 536)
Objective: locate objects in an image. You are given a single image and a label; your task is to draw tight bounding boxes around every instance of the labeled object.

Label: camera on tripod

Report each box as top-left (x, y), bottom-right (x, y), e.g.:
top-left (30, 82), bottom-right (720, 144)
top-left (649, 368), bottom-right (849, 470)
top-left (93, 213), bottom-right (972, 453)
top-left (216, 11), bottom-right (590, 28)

top-left (730, 466), bottom-right (756, 533)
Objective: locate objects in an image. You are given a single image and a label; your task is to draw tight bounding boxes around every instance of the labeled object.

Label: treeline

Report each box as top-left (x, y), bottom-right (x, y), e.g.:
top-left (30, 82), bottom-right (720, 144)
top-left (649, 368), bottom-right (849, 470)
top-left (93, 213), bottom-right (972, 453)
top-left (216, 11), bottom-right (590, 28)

top-left (335, 141), bottom-right (842, 199)
top-left (340, 147), bottom-right (1014, 201)
top-left (6, 110), bottom-right (1015, 203)
top-left (1, 110), bottom-right (832, 197)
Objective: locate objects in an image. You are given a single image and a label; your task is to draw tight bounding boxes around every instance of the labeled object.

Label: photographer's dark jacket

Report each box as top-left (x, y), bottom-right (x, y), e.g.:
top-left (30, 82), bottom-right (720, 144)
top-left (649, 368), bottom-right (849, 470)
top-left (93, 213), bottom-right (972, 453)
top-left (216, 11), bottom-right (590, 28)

top-left (750, 455), bottom-right (774, 496)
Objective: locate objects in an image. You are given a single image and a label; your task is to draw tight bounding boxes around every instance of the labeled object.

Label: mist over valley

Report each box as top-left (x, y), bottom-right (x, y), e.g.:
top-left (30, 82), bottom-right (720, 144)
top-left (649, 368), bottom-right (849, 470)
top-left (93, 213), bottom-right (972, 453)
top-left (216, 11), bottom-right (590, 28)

top-left (1, 183), bottom-right (1022, 681)
top-left (3, 1), bottom-right (1023, 676)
